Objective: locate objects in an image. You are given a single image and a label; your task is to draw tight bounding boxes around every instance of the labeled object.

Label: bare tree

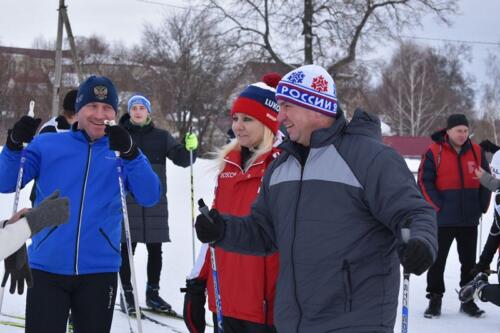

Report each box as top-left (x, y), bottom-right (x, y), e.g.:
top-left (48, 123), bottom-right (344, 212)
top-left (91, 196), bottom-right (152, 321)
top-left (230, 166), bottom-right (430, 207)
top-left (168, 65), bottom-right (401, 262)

top-left (371, 41), bottom-right (474, 136)
top-left (136, 9), bottom-right (240, 153)
top-left (480, 53), bottom-right (500, 144)
top-left (206, 0), bottom-right (458, 74)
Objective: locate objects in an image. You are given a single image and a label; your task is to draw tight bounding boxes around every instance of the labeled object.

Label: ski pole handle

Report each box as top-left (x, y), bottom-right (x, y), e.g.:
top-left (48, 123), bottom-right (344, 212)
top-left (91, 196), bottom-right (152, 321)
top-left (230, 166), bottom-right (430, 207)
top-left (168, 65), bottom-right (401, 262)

top-left (28, 100), bottom-right (35, 118)
top-left (104, 120), bottom-right (120, 157)
top-left (198, 199), bottom-right (213, 223)
top-left (401, 219), bottom-right (411, 243)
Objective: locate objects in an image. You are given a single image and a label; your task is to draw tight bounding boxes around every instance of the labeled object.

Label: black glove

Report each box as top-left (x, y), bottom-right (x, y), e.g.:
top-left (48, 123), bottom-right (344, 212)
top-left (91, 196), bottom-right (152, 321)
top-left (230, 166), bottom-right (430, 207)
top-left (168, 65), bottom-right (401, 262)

top-left (1, 244), bottom-right (33, 294)
top-left (6, 116), bottom-right (42, 150)
top-left (471, 261), bottom-right (491, 277)
top-left (195, 208), bottom-right (225, 244)
top-left (400, 238), bottom-right (434, 275)
top-left (105, 124), bottom-right (139, 160)
top-left (479, 139), bottom-right (500, 154)
top-left (181, 278), bottom-right (206, 333)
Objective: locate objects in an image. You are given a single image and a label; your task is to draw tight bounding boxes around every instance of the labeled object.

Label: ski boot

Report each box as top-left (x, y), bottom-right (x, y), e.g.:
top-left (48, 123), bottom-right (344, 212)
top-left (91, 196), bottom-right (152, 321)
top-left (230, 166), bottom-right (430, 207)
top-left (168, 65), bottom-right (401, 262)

top-left (424, 293), bottom-right (442, 318)
top-left (120, 285), bottom-right (136, 316)
top-left (146, 283), bottom-right (172, 312)
top-left (460, 300), bottom-right (485, 318)
top-left (459, 273), bottom-right (489, 303)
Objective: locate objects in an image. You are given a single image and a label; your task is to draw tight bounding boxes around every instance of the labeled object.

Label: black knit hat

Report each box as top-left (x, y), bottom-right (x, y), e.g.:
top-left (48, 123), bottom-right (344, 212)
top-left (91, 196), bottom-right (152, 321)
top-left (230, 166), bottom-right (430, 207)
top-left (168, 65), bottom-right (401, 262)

top-left (62, 89), bottom-right (78, 113)
top-left (447, 114), bottom-right (469, 129)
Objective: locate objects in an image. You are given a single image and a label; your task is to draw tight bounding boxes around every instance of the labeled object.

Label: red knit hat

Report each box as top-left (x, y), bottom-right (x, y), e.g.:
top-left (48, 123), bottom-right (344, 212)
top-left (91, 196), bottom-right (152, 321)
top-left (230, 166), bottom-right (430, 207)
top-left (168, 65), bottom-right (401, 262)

top-left (230, 72), bottom-right (282, 134)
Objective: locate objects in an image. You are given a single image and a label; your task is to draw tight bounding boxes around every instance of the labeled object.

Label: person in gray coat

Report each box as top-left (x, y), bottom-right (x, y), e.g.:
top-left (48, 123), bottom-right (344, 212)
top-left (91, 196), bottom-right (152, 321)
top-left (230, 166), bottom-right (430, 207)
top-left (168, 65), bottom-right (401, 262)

top-left (195, 64), bottom-right (438, 332)
top-left (119, 94), bottom-right (198, 315)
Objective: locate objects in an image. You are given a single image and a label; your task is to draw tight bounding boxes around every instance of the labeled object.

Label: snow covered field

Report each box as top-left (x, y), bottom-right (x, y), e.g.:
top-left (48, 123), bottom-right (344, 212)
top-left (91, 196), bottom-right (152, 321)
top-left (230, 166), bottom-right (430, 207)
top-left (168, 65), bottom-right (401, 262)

top-left (0, 157), bottom-right (498, 332)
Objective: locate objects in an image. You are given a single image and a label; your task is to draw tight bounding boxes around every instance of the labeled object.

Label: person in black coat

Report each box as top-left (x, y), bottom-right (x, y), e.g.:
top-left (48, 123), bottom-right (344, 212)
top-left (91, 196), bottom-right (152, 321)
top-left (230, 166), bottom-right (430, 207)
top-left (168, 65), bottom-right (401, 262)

top-left (39, 89), bottom-right (78, 133)
top-left (119, 94), bottom-right (198, 315)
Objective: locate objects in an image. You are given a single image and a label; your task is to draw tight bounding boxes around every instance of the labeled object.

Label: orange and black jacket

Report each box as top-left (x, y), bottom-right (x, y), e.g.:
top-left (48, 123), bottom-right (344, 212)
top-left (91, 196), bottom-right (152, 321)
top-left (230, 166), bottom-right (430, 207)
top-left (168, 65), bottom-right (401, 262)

top-left (418, 129), bottom-right (491, 227)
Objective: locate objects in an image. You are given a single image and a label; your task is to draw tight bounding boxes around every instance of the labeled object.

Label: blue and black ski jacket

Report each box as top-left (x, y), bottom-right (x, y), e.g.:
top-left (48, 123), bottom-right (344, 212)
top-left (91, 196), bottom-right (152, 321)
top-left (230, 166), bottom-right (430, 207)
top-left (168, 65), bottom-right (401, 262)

top-left (0, 128), bottom-right (161, 275)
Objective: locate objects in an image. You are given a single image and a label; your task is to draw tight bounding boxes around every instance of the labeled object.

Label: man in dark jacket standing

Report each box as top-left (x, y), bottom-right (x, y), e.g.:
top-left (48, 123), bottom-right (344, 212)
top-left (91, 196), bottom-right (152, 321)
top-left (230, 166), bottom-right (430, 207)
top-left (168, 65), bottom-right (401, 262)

top-left (194, 64), bottom-right (438, 333)
top-left (118, 94), bottom-right (198, 315)
top-left (418, 114), bottom-right (491, 318)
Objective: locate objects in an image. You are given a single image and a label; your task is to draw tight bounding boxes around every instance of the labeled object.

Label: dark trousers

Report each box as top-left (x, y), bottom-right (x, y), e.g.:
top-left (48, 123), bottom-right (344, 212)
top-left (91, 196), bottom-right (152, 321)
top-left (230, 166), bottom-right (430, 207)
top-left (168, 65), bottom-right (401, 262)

top-left (426, 226), bottom-right (477, 295)
top-left (120, 242), bottom-right (162, 286)
top-left (26, 269), bottom-right (117, 333)
top-left (213, 314), bottom-right (277, 333)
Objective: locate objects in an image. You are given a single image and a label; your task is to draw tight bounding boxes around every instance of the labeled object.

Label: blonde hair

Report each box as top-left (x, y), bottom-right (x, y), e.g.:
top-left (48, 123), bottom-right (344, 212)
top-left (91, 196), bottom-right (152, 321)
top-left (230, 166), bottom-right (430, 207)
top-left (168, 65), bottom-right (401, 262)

top-left (216, 126), bottom-right (275, 173)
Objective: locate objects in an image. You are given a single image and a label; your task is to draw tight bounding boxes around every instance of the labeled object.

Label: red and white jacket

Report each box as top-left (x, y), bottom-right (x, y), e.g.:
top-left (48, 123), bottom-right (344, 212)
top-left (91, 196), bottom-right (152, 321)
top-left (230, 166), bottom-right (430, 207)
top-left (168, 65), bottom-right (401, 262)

top-left (191, 147), bottom-right (280, 325)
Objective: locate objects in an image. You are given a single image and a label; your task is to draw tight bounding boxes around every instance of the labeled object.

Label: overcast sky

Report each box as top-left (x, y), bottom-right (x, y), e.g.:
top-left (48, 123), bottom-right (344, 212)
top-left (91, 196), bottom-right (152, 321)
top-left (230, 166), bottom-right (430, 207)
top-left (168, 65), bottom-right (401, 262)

top-left (1, 0), bottom-right (499, 104)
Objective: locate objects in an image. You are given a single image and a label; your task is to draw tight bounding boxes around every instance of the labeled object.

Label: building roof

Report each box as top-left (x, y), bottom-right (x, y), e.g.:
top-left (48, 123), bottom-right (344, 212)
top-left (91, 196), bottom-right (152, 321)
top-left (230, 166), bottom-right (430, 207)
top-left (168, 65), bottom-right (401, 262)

top-left (383, 136), bottom-right (432, 158)
top-left (0, 46), bottom-right (72, 59)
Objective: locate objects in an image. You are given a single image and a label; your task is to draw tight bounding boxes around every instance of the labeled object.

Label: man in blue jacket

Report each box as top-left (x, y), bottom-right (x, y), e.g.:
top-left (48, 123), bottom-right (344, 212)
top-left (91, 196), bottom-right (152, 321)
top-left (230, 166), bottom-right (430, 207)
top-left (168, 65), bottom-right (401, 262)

top-left (0, 76), bottom-right (161, 333)
top-left (195, 65), bottom-right (437, 333)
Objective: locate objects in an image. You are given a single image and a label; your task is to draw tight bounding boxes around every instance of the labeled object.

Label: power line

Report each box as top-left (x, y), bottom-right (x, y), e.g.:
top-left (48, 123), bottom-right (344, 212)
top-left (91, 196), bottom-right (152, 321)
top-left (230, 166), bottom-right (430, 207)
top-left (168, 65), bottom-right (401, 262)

top-left (135, 0), bottom-right (191, 10)
top-left (398, 35), bottom-right (500, 47)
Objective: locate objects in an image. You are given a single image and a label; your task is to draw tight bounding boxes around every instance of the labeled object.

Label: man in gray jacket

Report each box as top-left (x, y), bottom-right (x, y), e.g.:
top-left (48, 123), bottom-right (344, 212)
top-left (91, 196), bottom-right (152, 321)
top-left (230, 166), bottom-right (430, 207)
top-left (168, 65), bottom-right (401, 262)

top-left (195, 64), bottom-right (437, 332)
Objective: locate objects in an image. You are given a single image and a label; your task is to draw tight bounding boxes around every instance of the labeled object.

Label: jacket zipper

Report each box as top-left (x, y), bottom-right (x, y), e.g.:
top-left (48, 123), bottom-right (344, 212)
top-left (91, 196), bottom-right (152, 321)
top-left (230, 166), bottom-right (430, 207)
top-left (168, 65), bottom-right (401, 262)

top-left (292, 163), bottom-right (305, 333)
top-left (263, 255), bottom-right (268, 325)
top-left (35, 226), bottom-right (58, 249)
top-left (342, 260), bottom-right (353, 312)
top-left (74, 142), bottom-right (93, 275)
top-left (99, 228), bottom-right (120, 254)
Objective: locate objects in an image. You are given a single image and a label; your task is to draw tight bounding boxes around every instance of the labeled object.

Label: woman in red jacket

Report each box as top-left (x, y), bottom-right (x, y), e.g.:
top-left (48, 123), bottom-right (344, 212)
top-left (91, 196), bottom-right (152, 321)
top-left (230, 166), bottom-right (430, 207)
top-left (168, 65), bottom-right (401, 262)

top-left (183, 73), bottom-right (282, 333)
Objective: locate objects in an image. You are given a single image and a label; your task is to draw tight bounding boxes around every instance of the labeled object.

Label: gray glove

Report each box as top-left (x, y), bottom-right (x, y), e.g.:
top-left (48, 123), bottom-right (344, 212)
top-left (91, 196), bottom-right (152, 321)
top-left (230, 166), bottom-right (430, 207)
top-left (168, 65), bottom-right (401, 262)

top-left (2, 244), bottom-right (33, 294)
top-left (25, 190), bottom-right (70, 236)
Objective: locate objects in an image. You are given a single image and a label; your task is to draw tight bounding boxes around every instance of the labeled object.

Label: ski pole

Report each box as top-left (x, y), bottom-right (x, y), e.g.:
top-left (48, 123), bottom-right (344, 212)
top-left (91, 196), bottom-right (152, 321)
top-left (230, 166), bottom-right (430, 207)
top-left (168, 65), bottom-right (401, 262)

top-left (0, 100), bottom-right (35, 315)
top-left (198, 199), bottom-right (224, 333)
top-left (118, 275), bottom-right (135, 333)
top-left (401, 220), bottom-right (411, 333)
top-left (478, 216), bottom-right (483, 261)
top-left (189, 127), bottom-right (196, 266)
top-left (105, 120), bottom-right (143, 333)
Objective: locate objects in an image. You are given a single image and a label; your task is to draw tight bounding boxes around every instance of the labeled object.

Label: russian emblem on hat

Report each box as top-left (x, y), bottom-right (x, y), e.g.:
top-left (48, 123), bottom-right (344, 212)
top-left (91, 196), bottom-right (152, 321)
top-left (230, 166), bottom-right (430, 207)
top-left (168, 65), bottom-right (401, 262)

top-left (93, 85), bottom-right (108, 100)
top-left (276, 64), bottom-right (338, 117)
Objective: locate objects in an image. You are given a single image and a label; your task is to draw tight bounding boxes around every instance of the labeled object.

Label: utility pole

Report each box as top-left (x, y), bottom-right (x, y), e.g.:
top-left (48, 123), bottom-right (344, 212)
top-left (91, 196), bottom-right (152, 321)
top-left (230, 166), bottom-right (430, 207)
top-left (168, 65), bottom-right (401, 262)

top-left (51, 0), bottom-right (64, 117)
top-left (51, 0), bottom-right (84, 117)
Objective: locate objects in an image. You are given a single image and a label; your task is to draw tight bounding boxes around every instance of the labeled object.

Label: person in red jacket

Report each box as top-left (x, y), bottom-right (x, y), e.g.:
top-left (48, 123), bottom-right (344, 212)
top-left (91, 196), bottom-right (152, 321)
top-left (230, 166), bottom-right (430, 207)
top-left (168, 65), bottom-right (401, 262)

top-left (418, 113), bottom-right (491, 318)
top-left (182, 73), bottom-right (282, 333)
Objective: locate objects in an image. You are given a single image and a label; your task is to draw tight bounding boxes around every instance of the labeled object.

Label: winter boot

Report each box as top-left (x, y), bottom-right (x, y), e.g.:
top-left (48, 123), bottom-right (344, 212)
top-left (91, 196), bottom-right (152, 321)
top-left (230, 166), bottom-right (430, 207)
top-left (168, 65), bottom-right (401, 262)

top-left (459, 273), bottom-right (489, 303)
top-left (460, 300), bottom-right (485, 318)
top-left (146, 283), bottom-right (172, 312)
top-left (120, 285), bottom-right (136, 316)
top-left (424, 293), bottom-right (442, 318)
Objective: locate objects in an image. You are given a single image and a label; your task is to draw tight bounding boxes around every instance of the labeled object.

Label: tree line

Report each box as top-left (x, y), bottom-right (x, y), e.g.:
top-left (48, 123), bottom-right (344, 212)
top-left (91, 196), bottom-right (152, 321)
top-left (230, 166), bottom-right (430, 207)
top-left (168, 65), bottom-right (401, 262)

top-left (1, 0), bottom-right (499, 153)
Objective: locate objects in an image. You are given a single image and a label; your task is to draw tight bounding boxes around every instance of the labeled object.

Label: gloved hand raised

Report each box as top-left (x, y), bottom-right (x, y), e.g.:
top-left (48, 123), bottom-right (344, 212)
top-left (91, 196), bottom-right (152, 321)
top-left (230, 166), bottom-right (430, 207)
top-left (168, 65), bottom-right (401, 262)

top-left (25, 190), bottom-right (70, 236)
top-left (400, 238), bottom-right (434, 275)
top-left (181, 278), bottom-right (206, 333)
top-left (1, 244), bottom-right (33, 294)
top-left (6, 116), bottom-right (42, 150)
top-left (185, 132), bottom-right (198, 151)
top-left (195, 208), bottom-right (225, 244)
top-left (105, 124), bottom-right (139, 160)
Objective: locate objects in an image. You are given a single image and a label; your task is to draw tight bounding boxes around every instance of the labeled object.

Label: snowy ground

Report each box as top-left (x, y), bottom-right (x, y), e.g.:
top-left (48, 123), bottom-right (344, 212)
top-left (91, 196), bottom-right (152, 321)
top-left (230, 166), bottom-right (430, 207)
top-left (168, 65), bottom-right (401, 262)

top-left (0, 157), bottom-right (499, 332)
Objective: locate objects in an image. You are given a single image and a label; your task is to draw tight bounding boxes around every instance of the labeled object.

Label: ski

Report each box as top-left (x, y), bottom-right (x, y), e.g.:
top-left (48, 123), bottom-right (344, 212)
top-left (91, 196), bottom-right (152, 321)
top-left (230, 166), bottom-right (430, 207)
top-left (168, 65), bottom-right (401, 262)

top-left (0, 312), bottom-right (24, 320)
top-left (140, 307), bottom-right (184, 320)
top-left (0, 320), bottom-right (24, 328)
top-left (141, 313), bottom-right (185, 333)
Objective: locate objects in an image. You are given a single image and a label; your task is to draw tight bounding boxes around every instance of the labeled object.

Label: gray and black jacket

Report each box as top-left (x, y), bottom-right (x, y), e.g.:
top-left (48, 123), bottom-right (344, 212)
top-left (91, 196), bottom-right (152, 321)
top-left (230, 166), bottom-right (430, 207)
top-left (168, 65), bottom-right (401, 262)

top-left (217, 109), bottom-right (437, 332)
top-left (120, 114), bottom-right (196, 243)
